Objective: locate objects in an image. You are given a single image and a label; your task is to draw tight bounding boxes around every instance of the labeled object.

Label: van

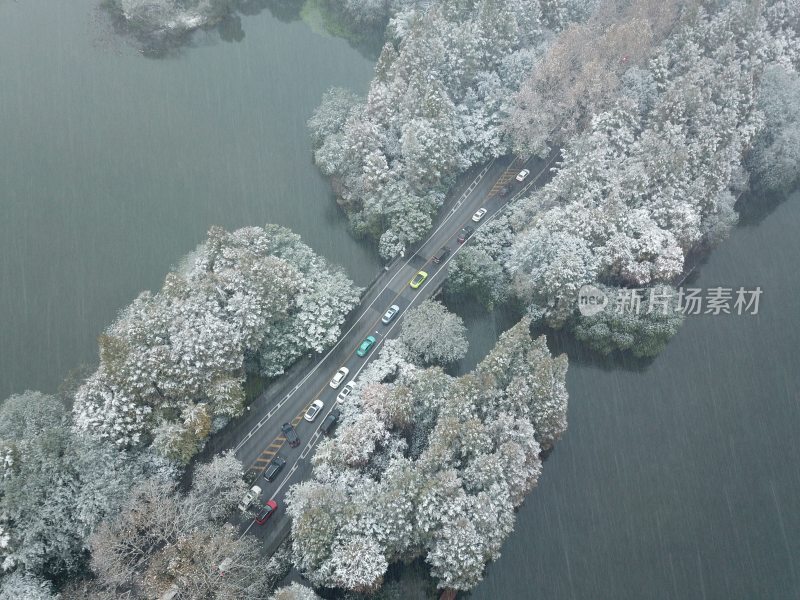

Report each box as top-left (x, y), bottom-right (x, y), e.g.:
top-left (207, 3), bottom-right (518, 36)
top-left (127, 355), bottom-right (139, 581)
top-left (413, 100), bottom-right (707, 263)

top-left (320, 408), bottom-right (341, 435)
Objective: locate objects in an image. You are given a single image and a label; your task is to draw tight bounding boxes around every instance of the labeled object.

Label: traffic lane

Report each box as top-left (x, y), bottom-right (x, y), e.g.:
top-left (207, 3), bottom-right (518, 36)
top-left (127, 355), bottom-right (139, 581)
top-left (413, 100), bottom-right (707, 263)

top-left (235, 165), bottom-right (537, 542)
top-left (235, 155), bottom-right (547, 469)
top-left (232, 251), bottom-right (435, 464)
top-left (241, 257), bottom-right (460, 536)
top-left (228, 158), bottom-right (503, 464)
top-left (238, 453), bottom-right (317, 553)
top-left (233, 290), bottom-right (391, 463)
top-left (237, 307), bottom-right (391, 473)
top-left (236, 154), bottom-right (557, 544)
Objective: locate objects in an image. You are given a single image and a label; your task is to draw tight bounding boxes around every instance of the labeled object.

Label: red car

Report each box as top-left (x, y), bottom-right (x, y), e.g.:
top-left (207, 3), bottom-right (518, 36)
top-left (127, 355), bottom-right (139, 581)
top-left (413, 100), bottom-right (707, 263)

top-left (255, 499), bottom-right (279, 525)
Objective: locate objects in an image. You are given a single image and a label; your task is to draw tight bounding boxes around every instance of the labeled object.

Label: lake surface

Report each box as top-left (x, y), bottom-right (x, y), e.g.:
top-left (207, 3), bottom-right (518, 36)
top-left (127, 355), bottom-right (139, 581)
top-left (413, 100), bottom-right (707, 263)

top-left (2, 2), bottom-right (800, 599)
top-left (465, 192), bottom-right (800, 600)
top-left (0, 0), bottom-right (380, 399)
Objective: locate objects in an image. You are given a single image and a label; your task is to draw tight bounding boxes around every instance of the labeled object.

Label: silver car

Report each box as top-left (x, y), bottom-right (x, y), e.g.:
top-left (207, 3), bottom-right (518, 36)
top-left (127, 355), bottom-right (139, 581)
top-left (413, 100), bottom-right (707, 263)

top-left (382, 304), bottom-right (401, 324)
top-left (238, 485), bottom-right (262, 512)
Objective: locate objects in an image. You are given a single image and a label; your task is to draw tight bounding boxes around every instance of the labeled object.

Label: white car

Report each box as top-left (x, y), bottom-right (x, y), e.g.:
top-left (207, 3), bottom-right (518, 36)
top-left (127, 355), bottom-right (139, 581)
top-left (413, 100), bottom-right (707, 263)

top-left (382, 304), bottom-right (401, 324)
top-left (304, 399), bottom-right (324, 422)
top-left (329, 367), bottom-right (349, 389)
top-left (238, 485), bottom-right (262, 512)
top-left (515, 169), bottom-right (530, 182)
top-left (337, 382), bottom-right (354, 403)
top-left (472, 208), bottom-right (487, 222)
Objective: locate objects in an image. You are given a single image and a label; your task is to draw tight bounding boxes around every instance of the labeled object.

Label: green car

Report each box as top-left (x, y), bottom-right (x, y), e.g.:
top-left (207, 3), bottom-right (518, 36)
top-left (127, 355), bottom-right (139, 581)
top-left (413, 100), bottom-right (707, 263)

top-left (356, 335), bottom-right (377, 357)
top-left (409, 271), bottom-right (428, 289)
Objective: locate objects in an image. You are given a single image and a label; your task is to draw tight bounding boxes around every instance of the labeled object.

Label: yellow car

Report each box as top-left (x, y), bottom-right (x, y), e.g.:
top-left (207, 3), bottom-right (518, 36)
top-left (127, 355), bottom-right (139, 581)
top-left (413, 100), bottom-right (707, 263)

top-left (409, 271), bottom-right (428, 289)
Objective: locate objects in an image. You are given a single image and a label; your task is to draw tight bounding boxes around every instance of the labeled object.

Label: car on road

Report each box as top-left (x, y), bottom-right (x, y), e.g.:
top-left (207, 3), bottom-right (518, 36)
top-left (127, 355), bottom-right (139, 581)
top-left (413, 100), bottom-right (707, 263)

top-left (382, 304), bottom-right (401, 324)
top-left (263, 455), bottom-right (286, 482)
top-left (337, 382), bottom-right (354, 403)
top-left (320, 408), bottom-right (341, 435)
top-left (457, 226), bottom-right (474, 244)
top-left (281, 423), bottom-right (300, 447)
top-left (329, 366), bottom-right (349, 389)
top-left (238, 485), bottom-right (261, 512)
top-left (472, 208), bottom-right (487, 222)
top-left (516, 169), bottom-right (530, 181)
top-left (304, 399), bottom-right (324, 422)
top-left (432, 246), bottom-right (451, 264)
top-left (356, 335), bottom-right (377, 357)
top-left (409, 271), bottom-right (428, 289)
top-left (255, 499), bottom-right (279, 525)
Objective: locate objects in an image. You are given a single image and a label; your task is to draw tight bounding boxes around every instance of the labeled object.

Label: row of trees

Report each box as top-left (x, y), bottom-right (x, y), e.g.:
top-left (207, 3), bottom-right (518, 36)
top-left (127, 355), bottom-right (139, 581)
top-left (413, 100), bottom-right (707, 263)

top-left (449, 0), bottom-right (800, 356)
top-left (73, 224), bottom-right (360, 463)
top-left (1, 223), bottom-right (362, 595)
top-left (286, 317), bottom-right (568, 592)
top-left (308, 0), bottom-right (589, 259)
top-left (0, 388), bottom-right (312, 599)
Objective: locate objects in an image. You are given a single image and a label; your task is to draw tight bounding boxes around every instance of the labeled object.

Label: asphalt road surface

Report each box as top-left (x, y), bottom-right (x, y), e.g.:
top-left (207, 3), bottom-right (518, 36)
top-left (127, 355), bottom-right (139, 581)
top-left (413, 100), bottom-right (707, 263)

top-left (210, 152), bottom-right (557, 553)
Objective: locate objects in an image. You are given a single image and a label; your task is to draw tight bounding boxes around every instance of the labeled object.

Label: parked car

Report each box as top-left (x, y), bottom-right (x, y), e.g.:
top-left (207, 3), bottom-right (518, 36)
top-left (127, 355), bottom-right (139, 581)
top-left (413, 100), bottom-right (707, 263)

top-left (432, 246), bottom-right (451, 264)
top-left (320, 408), bottom-right (341, 435)
top-left (304, 399), bottom-right (324, 422)
top-left (516, 169), bottom-right (530, 181)
top-left (356, 335), bottom-right (377, 357)
top-left (457, 226), bottom-right (474, 244)
top-left (281, 423), bottom-right (300, 447)
top-left (329, 366), bottom-right (349, 389)
top-left (409, 271), bottom-right (428, 289)
top-left (263, 455), bottom-right (286, 482)
top-left (337, 382), bottom-right (354, 403)
top-left (255, 499), bottom-right (278, 525)
top-left (238, 485), bottom-right (261, 512)
top-left (381, 304), bottom-right (401, 325)
top-left (472, 208), bottom-right (487, 222)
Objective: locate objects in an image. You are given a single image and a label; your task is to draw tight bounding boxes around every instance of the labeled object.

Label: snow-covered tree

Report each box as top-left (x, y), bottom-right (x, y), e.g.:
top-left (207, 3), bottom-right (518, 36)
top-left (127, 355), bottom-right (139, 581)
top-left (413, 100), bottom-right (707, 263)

top-left (310, 0), bottom-right (551, 258)
top-left (270, 582), bottom-right (322, 600)
top-left (184, 450), bottom-right (247, 524)
top-left (74, 224), bottom-right (360, 461)
top-left (0, 571), bottom-right (57, 600)
top-left (446, 246), bottom-right (509, 309)
top-left (398, 299), bottom-right (468, 365)
top-left (571, 284), bottom-right (684, 357)
top-left (142, 524), bottom-right (273, 599)
top-left (748, 64), bottom-right (800, 192)
top-left (288, 315), bottom-right (568, 592)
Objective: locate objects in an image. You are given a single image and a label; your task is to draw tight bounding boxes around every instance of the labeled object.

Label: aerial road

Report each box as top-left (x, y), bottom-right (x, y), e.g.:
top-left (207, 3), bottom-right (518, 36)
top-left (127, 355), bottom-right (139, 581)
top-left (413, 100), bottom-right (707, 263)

top-left (208, 152), bottom-right (556, 554)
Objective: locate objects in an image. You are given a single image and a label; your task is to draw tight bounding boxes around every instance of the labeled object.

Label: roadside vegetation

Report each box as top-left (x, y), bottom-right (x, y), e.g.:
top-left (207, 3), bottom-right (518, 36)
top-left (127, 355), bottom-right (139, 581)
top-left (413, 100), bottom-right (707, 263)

top-left (4, 0), bottom-right (799, 598)
top-left (308, 0), bottom-right (562, 260)
top-left (448, 0), bottom-right (800, 357)
top-left (73, 224), bottom-right (360, 463)
top-left (0, 225), bottom-right (358, 597)
top-left (287, 318), bottom-right (568, 593)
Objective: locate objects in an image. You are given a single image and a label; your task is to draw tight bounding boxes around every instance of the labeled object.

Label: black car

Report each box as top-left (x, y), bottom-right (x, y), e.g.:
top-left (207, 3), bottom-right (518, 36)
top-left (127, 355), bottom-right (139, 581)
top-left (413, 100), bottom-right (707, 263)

top-left (457, 226), bottom-right (474, 244)
top-left (320, 408), bottom-right (341, 435)
top-left (432, 246), bottom-right (451, 264)
top-left (281, 422), bottom-right (300, 447)
top-left (263, 455), bottom-right (286, 482)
